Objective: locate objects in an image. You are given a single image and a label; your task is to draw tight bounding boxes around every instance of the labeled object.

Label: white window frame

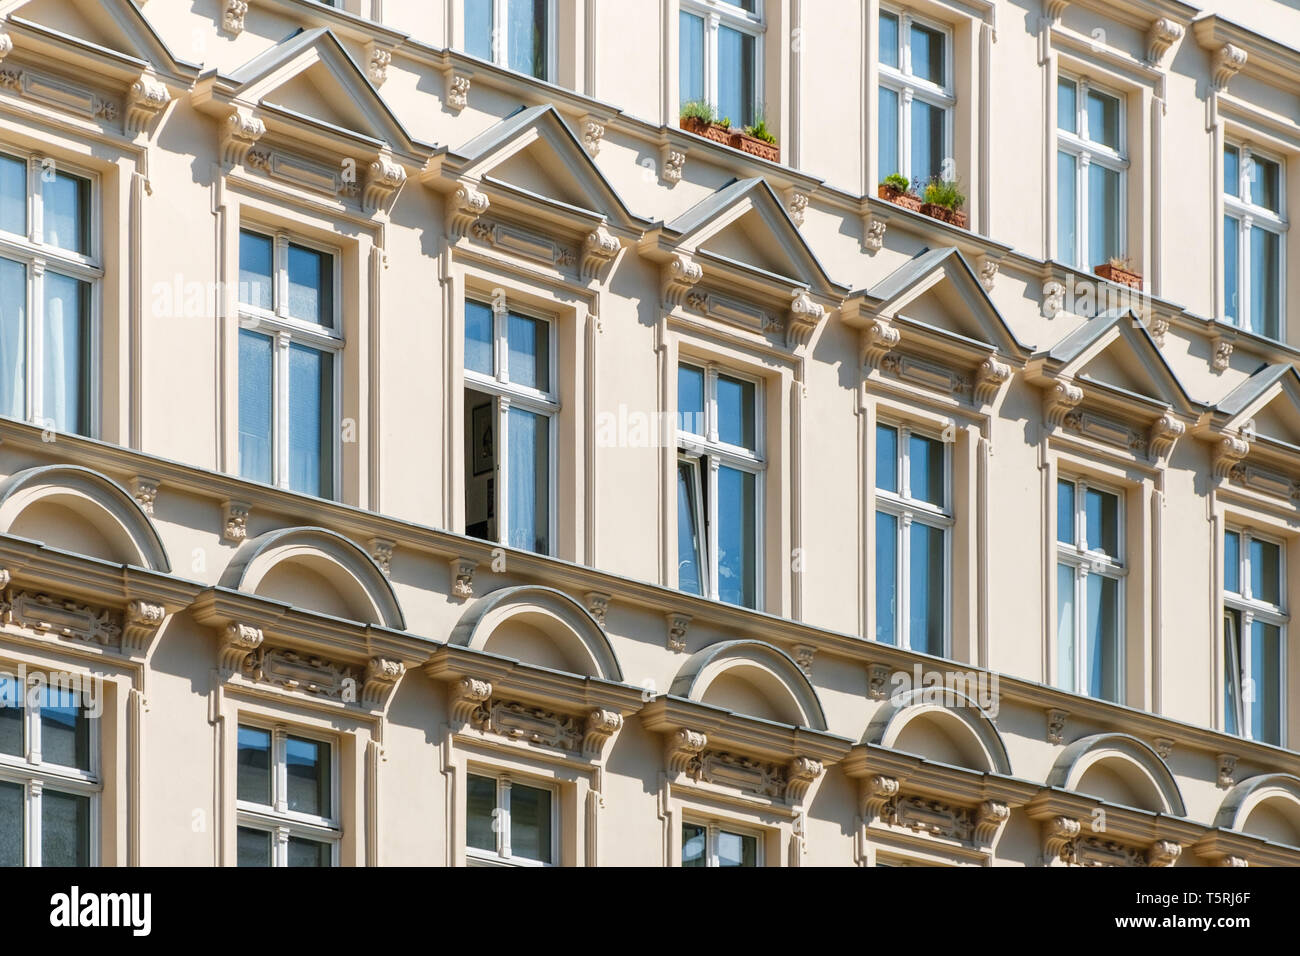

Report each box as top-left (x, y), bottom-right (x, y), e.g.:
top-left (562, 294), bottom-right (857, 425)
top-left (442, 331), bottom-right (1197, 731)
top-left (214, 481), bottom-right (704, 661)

top-left (1224, 142), bottom-right (1288, 340)
top-left (874, 421), bottom-right (953, 656)
top-left (1057, 75), bottom-right (1128, 270)
top-left (680, 817), bottom-right (764, 867)
top-left (464, 295), bottom-right (559, 557)
top-left (1056, 477), bottom-right (1127, 701)
top-left (236, 227), bottom-right (344, 499)
top-left (1223, 527), bottom-right (1288, 745)
top-left (235, 722), bottom-right (340, 867)
top-left (0, 151), bottom-right (101, 437)
top-left (877, 5), bottom-right (955, 187)
top-left (465, 770), bottom-right (559, 867)
top-left (676, 361), bottom-right (765, 609)
top-left (679, 0), bottom-right (766, 125)
top-left (463, 0), bottom-right (559, 83)
top-left (0, 679), bottom-right (101, 867)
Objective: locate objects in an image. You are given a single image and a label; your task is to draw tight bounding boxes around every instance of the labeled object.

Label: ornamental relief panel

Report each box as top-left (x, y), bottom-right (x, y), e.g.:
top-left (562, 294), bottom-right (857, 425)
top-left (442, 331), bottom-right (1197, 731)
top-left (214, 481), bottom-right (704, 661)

top-left (449, 676), bottom-right (622, 759)
top-left (863, 775), bottom-right (1009, 850)
top-left (0, 581), bottom-right (166, 655)
top-left (664, 728), bottom-right (823, 804)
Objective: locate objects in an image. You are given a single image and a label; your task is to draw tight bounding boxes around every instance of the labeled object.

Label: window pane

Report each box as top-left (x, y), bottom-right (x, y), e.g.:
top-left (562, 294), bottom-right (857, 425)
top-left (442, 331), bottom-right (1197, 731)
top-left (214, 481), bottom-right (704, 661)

top-left (506, 0), bottom-right (548, 80)
top-left (1224, 531), bottom-right (1240, 594)
top-left (1249, 537), bottom-right (1281, 606)
top-left (0, 675), bottom-right (20, 757)
top-left (236, 826), bottom-right (272, 867)
top-left (1086, 89), bottom-right (1120, 150)
top-left (1085, 488), bottom-right (1119, 558)
top-left (1087, 163), bottom-right (1121, 268)
top-left (40, 687), bottom-right (90, 771)
top-left (1224, 215), bottom-right (1240, 324)
top-left (42, 170), bottom-right (89, 255)
top-left (717, 830), bottom-right (757, 867)
top-left (286, 837), bottom-right (331, 867)
top-left (717, 26), bottom-right (755, 128)
top-left (679, 13), bottom-right (705, 106)
top-left (716, 374), bottom-right (755, 450)
top-left (876, 425), bottom-right (898, 493)
top-left (1057, 79), bottom-right (1077, 134)
top-left (506, 406), bottom-right (550, 554)
top-left (510, 783), bottom-right (552, 863)
top-left (0, 781), bottom-right (21, 867)
top-left (876, 511), bottom-right (898, 644)
top-left (878, 12), bottom-right (899, 69)
top-left (1249, 225), bottom-right (1280, 339)
top-left (908, 433), bottom-right (944, 507)
top-left (1057, 480), bottom-right (1075, 545)
top-left (287, 344), bottom-right (332, 498)
top-left (287, 244), bottom-right (333, 326)
top-left (464, 0), bottom-right (493, 60)
top-left (1057, 151), bottom-right (1077, 266)
top-left (507, 312), bottom-right (549, 392)
top-left (677, 461), bottom-right (704, 596)
top-left (41, 790), bottom-right (89, 867)
top-left (678, 364), bottom-right (705, 435)
top-left (1251, 620), bottom-right (1282, 745)
top-left (716, 466), bottom-right (757, 608)
top-left (909, 99), bottom-right (944, 188)
top-left (0, 257), bottom-right (25, 419)
top-left (466, 774), bottom-right (498, 853)
top-left (681, 822), bottom-right (707, 867)
top-left (1224, 145), bottom-right (1240, 198)
top-left (909, 522), bottom-right (945, 657)
top-left (285, 735), bottom-right (330, 818)
top-left (238, 230), bottom-right (273, 310)
top-left (909, 23), bottom-right (944, 85)
top-left (1057, 563), bottom-right (1076, 691)
top-left (238, 330), bottom-right (273, 484)
top-left (1248, 154), bottom-right (1280, 212)
top-left (1085, 573), bottom-right (1120, 702)
top-left (0, 154), bottom-right (24, 236)
top-left (878, 87), bottom-right (900, 180)
top-left (1224, 609), bottom-right (1242, 738)
top-left (236, 725), bottom-right (272, 805)
top-left (465, 300), bottom-right (494, 375)
top-left (41, 273), bottom-right (89, 435)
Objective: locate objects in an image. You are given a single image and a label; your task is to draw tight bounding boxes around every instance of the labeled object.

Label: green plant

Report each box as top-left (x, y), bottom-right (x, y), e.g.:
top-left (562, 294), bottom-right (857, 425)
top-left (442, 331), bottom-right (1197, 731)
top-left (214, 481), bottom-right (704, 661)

top-left (881, 173), bottom-right (911, 193)
top-left (921, 176), bottom-right (966, 211)
top-left (745, 118), bottom-right (777, 144)
top-left (718, 115), bottom-right (731, 129)
top-left (680, 100), bottom-right (716, 124)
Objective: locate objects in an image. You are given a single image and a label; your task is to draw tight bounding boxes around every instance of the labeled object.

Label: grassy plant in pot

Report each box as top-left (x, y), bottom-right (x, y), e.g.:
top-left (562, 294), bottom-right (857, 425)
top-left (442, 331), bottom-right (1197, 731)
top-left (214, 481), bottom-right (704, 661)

top-left (1094, 255), bottom-right (1143, 291)
top-left (919, 177), bottom-right (967, 228)
top-left (679, 101), bottom-right (732, 145)
top-left (735, 114), bottom-right (780, 162)
top-left (877, 173), bottom-right (922, 212)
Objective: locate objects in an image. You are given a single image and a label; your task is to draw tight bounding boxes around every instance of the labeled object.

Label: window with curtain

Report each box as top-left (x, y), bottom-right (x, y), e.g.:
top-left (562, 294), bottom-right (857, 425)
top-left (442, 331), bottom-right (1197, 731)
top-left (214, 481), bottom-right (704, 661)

top-left (874, 422), bottom-right (951, 658)
top-left (0, 678), bottom-right (99, 866)
top-left (676, 362), bottom-right (762, 610)
top-left (1224, 144), bottom-right (1286, 340)
top-left (236, 228), bottom-right (339, 499)
top-left (462, 0), bottom-right (553, 82)
top-left (877, 7), bottom-right (954, 189)
top-left (1056, 478), bottom-right (1125, 703)
top-left (0, 152), bottom-right (96, 436)
top-left (463, 297), bottom-right (556, 556)
top-left (466, 771), bottom-right (556, 865)
top-left (1057, 76), bottom-right (1127, 270)
top-left (236, 724), bottom-right (338, 866)
top-left (678, 0), bottom-right (764, 129)
top-left (1223, 529), bottom-right (1286, 745)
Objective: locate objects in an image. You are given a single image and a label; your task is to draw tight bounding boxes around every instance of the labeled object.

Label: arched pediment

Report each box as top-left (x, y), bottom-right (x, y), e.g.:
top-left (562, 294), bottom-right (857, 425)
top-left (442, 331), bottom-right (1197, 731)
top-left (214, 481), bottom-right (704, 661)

top-left (1216, 773), bottom-right (1300, 847)
top-left (669, 640), bottom-right (827, 731)
top-left (449, 586), bottom-right (622, 682)
top-left (1047, 733), bottom-right (1186, 816)
top-left (866, 688), bottom-right (1011, 774)
top-left (0, 465), bottom-right (171, 572)
top-left (220, 527), bottom-right (404, 630)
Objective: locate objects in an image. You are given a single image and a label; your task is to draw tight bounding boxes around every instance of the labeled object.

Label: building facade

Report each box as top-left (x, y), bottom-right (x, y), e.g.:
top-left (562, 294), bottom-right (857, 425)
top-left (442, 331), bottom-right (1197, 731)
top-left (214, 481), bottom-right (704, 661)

top-left (0, 0), bottom-right (1297, 866)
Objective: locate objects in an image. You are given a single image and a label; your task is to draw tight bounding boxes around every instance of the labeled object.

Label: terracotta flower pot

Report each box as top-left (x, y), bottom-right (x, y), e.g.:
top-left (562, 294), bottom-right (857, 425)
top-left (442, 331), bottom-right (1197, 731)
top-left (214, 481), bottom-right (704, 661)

top-left (1093, 262), bottom-right (1143, 291)
top-left (877, 183), bottom-right (922, 212)
top-left (679, 116), bottom-right (734, 146)
top-left (919, 202), bottom-right (968, 229)
top-left (730, 130), bottom-right (780, 163)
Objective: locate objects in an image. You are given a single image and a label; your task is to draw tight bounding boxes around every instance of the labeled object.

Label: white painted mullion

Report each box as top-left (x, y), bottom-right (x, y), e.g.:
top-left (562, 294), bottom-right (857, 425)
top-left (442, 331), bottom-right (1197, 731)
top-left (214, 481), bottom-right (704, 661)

top-left (707, 457), bottom-right (721, 601)
top-left (274, 331), bottom-right (291, 488)
top-left (705, 12), bottom-right (720, 111)
top-left (499, 776), bottom-right (513, 859)
top-left (497, 393), bottom-right (510, 546)
top-left (28, 780), bottom-right (40, 867)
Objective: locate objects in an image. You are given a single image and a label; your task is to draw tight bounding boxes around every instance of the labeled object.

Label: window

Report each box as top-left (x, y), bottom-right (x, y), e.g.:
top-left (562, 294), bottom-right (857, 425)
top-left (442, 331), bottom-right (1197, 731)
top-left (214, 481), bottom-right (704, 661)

top-left (878, 7), bottom-right (954, 188)
top-left (1056, 479), bottom-right (1124, 702)
top-left (466, 771), bottom-right (556, 866)
top-left (0, 678), bottom-right (98, 866)
top-left (1057, 77), bottom-right (1126, 271)
top-left (1223, 529), bottom-right (1285, 745)
top-left (237, 228), bottom-right (339, 499)
top-left (0, 152), bottom-right (97, 436)
top-left (463, 0), bottom-right (554, 82)
top-left (235, 724), bottom-right (338, 867)
top-left (464, 297), bottom-right (556, 555)
top-left (875, 423), bottom-right (950, 657)
top-left (681, 820), bottom-right (760, 867)
top-left (1224, 144), bottom-right (1286, 340)
top-left (677, 362), bottom-right (762, 609)
top-left (679, 0), bottom-right (764, 128)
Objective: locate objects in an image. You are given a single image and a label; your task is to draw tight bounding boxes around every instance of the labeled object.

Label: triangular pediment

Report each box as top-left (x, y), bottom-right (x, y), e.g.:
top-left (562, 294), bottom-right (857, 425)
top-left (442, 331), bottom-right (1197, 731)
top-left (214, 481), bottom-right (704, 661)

top-left (0, 0), bottom-right (194, 80)
top-left (1214, 364), bottom-right (1300, 449)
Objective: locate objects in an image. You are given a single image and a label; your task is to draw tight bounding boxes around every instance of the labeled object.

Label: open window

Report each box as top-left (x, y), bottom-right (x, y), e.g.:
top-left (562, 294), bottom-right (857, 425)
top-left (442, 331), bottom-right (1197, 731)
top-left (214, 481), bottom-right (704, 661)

top-left (1223, 528), bottom-right (1285, 746)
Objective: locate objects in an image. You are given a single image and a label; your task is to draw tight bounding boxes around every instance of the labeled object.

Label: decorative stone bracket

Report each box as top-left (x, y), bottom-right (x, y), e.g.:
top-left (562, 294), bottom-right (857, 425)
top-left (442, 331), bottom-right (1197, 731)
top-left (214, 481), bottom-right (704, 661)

top-left (1147, 413), bottom-right (1186, 461)
top-left (666, 612), bottom-right (691, 652)
top-left (222, 500), bottom-right (250, 543)
top-left (1043, 381), bottom-right (1083, 429)
top-left (663, 253), bottom-right (702, 308)
top-left (363, 152), bottom-right (406, 212)
top-left (862, 319), bottom-right (900, 370)
top-left (581, 226), bottom-right (621, 282)
top-left (866, 663), bottom-right (891, 700)
top-left (449, 557), bottom-right (477, 599)
top-left (362, 657), bottom-right (406, 707)
top-left (126, 71), bottom-right (170, 135)
top-left (585, 591), bottom-right (611, 628)
top-left (221, 107), bottom-right (264, 166)
top-left (445, 72), bottom-right (471, 112)
top-left (1212, 435), bottom-right (1250, 480)
top-left (129, 476), bottom-right (160, 516)
top-left (448, 183), bottom-right (490, 238)
top-left (365, 43), bottom-right (394, 87)
top-left (787, 290), bottom-right (825, 349)
top-left (219, 621), bottom-right (264, 672)
top-left (369, 538), bottom-right (395, 577)
top-left (1145, 18), bottom-right (1184, 65)
top-left (974, 353), bottom-right (1011, 405)
top-left (862, 211), bottom-right (888, 253)
top-left (222, 0), bottom-right (249, 35)
top-left (1046, 708), bottom-right (1069, 744)
top-left (122, 600), bottom-right (166, 654)
top-left (660, 143), bottom-right (686, 184)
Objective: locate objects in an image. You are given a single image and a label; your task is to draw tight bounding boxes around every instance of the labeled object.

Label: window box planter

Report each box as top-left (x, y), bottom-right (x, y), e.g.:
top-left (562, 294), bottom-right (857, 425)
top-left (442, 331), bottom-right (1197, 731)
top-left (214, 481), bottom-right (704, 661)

top-left (679, 117), bottom-right (781, 163)
top-left (877, 182), bottom-right (923, 213)
top-left (1093, 262), bottom-right (1143, 291)
top-left (919, 203), bottom-right (968, 229)
top-left (680, 115), bottom-right (733, 146)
